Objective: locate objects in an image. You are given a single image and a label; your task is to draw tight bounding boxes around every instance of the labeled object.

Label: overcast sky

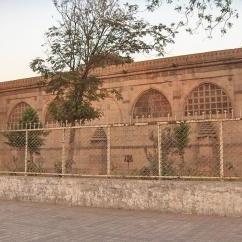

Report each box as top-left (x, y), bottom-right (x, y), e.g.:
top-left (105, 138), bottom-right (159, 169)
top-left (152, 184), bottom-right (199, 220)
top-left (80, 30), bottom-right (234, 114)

top-left (0, 0), bottom-right (242, 82)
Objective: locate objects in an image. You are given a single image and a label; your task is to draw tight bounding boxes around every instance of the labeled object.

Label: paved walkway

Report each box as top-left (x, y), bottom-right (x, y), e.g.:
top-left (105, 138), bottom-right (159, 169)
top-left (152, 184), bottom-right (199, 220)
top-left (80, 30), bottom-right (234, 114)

top-left (0, 201), bottom-right (242, 242)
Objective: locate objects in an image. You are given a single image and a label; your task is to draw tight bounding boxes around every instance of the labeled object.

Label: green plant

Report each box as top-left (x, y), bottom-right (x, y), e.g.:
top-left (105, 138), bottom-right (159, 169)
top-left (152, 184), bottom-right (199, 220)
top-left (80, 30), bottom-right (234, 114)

top-left (173, 122), bottom-right (190, 168)
top-left (141, 129), bottom-right (175, 176)
top-left (54, 160), bottom-right (62, 174)
top-left (4, 107), bottom-right (49, 172)
top-left (27, 159), bottom-right (46, 173)
top-left (141, 123), bottom-right (190, 177)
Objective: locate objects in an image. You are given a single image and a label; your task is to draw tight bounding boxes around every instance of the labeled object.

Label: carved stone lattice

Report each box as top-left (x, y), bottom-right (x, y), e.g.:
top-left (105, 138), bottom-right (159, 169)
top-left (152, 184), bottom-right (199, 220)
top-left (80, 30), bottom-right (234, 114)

top-left (185, 83), bottom-right (232, 116)
top-left (133, 89), bottom-right (171, 119)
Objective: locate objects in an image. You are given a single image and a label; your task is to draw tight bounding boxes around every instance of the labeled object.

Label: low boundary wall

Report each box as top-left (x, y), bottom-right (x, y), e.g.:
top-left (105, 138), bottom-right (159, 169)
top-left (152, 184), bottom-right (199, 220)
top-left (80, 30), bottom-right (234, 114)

top-left (0, 176), bottom-right (242, 217)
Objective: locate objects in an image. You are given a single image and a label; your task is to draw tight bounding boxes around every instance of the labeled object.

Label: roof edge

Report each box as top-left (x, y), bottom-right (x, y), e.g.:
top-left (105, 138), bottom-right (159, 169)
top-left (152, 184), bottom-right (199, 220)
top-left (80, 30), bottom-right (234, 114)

top-left (1, 47), bottom-right (242, 91)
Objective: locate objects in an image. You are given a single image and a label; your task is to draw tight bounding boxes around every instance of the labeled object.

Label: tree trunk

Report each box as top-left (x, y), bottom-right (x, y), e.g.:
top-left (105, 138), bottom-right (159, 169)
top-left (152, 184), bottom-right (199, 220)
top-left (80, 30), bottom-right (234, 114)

top-left (27, 151), bottom-right (34, 173)
top-left (179, 152), bottom-right (185, 174)
top-left (29, 152), bottom-right (34, 163)
top-left (66, 128), bottom-right (76, 173)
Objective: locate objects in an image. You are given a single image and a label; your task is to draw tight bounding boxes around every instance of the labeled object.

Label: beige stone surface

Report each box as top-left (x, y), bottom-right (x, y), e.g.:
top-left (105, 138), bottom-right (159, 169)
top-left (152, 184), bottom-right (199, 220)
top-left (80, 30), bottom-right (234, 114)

top-left (1, 48), bottom-right (242, 177)
top-left (0, 176), bottom-right (242, 217)
top-left (0, 48), bottom-right (242, 126)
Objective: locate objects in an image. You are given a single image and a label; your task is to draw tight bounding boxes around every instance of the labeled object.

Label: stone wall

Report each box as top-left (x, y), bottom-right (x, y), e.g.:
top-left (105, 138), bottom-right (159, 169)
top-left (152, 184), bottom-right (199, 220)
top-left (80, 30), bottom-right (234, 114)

top-left (0, 176), bottom-right (242, 217)
top-left (1, 48), bottom-right (242, 127)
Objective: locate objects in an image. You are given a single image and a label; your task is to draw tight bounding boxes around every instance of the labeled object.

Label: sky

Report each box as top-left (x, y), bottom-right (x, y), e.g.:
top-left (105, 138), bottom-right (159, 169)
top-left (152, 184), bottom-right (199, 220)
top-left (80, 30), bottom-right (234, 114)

top-left (0, 0), bottom-right (242, 82)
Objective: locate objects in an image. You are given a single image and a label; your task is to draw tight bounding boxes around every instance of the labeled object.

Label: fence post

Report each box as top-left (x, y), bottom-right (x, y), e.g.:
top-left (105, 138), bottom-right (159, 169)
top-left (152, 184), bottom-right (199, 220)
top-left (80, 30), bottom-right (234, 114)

top-left (107, 126), bottom-right (111, 176)
top-left (219, 121), bottom-right (224, 178)
top-left (61, 128), bottom-right (66, 175)
top-left (24, 129), bottom-right (28, 174)
top-left (157, 124), bottom-right (162, 177)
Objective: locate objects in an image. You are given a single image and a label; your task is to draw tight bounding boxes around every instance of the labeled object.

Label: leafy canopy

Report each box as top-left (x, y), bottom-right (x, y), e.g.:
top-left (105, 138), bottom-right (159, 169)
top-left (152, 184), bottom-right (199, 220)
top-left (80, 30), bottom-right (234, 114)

top-left (30, 0), bottom-right (183, 124)
top-left (146, 0), bottom-right (238, 36)
top-left (30, 0), bottom-right (238, 125)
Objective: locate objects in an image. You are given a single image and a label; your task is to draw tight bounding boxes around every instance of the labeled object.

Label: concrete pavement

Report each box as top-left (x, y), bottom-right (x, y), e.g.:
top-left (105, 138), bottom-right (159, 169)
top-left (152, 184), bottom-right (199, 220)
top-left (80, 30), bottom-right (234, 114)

top-left (0, 201), bottom-right (242, 241)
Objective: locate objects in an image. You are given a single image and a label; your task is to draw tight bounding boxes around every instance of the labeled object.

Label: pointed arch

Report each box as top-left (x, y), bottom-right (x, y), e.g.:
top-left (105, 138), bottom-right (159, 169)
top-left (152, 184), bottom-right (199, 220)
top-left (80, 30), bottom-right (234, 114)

top-left (184, 82), bottom-right (232, 116)
top-left (8, 102), bottom-right (32, 124)
top-left (132, 89), bottom-right (171, 119)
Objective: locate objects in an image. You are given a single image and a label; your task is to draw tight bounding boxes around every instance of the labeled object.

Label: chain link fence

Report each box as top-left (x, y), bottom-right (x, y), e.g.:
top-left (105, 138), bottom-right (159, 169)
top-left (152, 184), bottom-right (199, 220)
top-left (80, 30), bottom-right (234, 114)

top-left (110, 124), bottom-right (158, 176)
top-left (0, 119), bottom-right (241, 179)
top-left (158, 121), bottom-right (221, 177)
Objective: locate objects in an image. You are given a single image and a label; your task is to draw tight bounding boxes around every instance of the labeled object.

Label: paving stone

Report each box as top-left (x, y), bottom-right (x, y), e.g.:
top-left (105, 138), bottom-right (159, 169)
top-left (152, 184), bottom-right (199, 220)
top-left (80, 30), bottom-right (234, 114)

top-left (0, 201), bottom-right (242, 242)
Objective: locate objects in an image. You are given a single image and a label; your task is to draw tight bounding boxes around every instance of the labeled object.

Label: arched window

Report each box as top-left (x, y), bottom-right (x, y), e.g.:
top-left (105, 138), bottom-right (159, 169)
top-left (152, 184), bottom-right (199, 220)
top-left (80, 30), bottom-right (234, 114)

top-left (8, 102), bottom-right (31, 124)
top-left (184, 83), bottom-right (232, 116)
top-left (133, 89), bottom-right (171, 119)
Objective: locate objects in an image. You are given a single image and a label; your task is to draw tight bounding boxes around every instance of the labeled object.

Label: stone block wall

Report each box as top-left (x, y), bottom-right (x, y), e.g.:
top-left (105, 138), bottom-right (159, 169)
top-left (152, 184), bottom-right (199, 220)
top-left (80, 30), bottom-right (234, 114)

top-left (1, 48), bottom-right (242, 127)
top-left (0, 176), bottom-right (242, 217)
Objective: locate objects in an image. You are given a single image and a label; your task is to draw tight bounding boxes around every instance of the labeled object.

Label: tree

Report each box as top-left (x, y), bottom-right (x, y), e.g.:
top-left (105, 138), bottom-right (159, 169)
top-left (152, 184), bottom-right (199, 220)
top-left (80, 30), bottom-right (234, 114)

top-left (4, 108), bottom-right (48, 172)
top-left (30, 0), bottom-right (179, 124)
top-left (30, 0), bottom-right (237, 172)
top-left (146, 0), bottom-right (238, 36)
top-left (30, 0), bottom-right (177, 171)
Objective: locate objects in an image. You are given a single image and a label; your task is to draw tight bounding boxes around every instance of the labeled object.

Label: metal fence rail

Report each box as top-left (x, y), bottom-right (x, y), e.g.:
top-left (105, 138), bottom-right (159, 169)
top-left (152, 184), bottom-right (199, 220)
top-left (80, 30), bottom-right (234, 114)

top-left (0, 119), bottom-right (242, 180)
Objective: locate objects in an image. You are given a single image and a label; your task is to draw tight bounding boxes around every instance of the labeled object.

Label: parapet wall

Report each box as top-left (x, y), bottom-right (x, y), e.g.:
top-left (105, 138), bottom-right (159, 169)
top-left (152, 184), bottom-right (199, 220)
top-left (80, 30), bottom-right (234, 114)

top-left (0, 176), bottom-right (241, 217)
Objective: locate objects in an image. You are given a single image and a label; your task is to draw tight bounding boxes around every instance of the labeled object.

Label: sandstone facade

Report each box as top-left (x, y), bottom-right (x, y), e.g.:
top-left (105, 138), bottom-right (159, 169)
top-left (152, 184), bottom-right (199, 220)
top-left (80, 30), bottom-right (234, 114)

top-left (1, 48), bottom-right (242, 176)
top-left (1, 48), bottom-right (242, 127)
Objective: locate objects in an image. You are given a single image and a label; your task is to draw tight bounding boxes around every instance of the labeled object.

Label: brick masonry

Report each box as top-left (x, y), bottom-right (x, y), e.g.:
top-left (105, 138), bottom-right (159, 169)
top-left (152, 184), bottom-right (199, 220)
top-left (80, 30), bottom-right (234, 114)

top-left (0, 176), bottom-right (242, 217)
